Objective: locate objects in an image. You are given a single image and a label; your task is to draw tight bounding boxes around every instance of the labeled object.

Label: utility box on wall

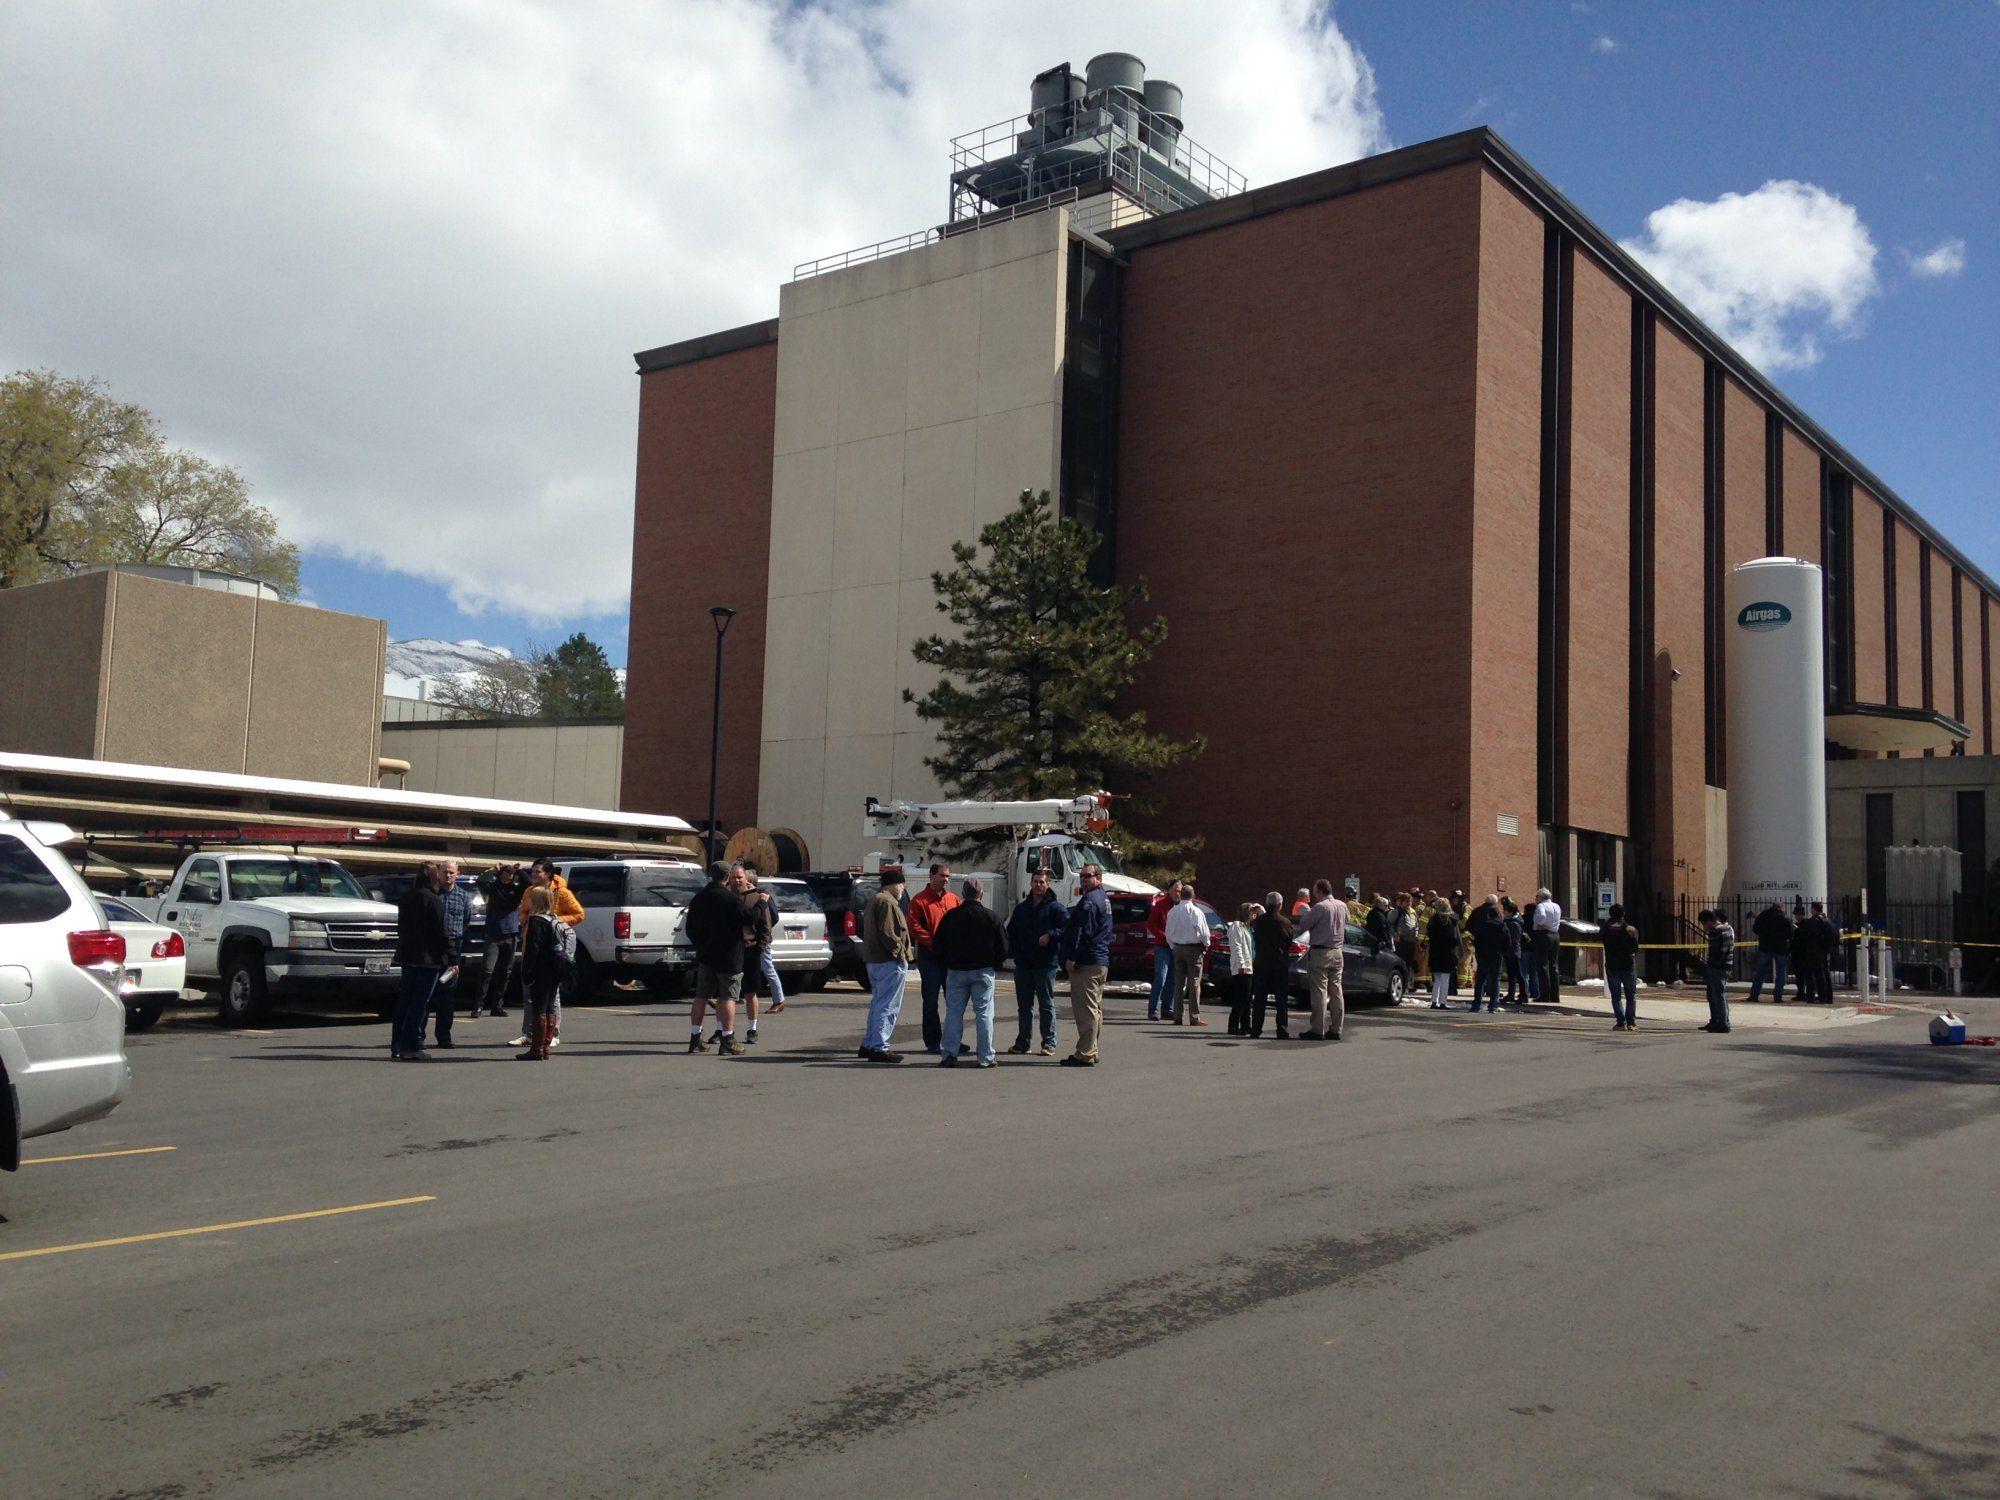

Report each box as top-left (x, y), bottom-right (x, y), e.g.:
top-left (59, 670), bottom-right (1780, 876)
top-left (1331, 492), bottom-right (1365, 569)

top-left (0, 568), bottom-right (387, 785)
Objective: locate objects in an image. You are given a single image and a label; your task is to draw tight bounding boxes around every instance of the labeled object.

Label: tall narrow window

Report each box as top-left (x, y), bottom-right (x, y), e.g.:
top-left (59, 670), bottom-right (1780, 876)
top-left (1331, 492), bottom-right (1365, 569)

top-left (1919, 541), bottom-right (1935, 712)
top-left (1702, 363), bottom-right (1724, 786)
top-left (1882, 507), bottom-right (1899, 707)
top-left (1536, 223), bottom-right (1572, 829)
top-left (1822, 465), bottom-right (1853, 706)
top-left (1864, 792), bottom-right (1894, 919)
top-left (1059, 242), bottom-right (1121, 585)
top-left (1957, 791), bottom-right (1987, 940)
top-left (1765, 409), bottom-right (1783, 554)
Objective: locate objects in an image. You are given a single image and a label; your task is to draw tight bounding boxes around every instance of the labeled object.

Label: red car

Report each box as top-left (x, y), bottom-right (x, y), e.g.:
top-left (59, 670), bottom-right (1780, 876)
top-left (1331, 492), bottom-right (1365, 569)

top-left (1108, 894), bottom-right (1236, 990)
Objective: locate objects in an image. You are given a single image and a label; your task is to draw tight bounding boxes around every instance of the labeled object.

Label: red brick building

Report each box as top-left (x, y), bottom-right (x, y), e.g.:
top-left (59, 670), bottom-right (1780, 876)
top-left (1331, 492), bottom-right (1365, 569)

top-left (624, 126), bottom-right (1987, 916)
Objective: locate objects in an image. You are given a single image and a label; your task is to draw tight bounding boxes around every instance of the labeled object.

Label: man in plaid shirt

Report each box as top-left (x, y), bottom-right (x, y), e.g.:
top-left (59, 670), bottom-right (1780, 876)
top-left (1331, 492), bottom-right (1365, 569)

top-left (431, 858), bottom-right (476, 1049)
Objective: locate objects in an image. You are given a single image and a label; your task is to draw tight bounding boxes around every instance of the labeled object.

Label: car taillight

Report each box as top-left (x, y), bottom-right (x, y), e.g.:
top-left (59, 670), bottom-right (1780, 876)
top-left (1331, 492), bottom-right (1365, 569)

top-left (153, 932), bottom-right (186, 959)
top-left (1290, 939), bottom-right (1307, 955)
top-left (614, 910), bottom-right (632, 940)
top-left (68, 929), bottom-right (127, 968)
top-left (843, 910), bottom-right (858, 939)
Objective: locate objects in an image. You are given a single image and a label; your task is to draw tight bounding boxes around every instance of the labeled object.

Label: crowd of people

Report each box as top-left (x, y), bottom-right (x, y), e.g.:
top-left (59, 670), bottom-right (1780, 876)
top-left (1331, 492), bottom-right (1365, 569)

top-left (388, 851), bottom-right (1849, 1065)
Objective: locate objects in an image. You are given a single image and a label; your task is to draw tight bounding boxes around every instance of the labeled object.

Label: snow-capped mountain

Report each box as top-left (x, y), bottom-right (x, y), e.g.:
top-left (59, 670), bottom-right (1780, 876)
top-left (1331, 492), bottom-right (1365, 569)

top-left (384, 638), bottom-right (514, 701)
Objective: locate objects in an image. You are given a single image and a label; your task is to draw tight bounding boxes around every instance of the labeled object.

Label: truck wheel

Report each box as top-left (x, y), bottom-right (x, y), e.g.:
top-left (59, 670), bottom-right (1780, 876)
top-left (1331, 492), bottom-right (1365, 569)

top-left (642, 970), bottom-right (686, 1001)
top-left (805, 968), bottom-right (831, 993)
top-left (124, 1002), bottom-right (164, 1032)
top-left (219, 951), bottom-right (271, 1026)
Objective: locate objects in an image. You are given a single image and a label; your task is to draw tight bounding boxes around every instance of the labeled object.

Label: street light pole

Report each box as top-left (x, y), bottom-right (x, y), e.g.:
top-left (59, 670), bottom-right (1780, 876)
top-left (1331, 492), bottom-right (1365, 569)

top-left (706, 605), bottom-right (737, 864)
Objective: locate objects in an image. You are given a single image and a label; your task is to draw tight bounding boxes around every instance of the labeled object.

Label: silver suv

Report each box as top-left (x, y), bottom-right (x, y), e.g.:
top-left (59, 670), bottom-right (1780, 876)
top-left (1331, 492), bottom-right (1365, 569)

top-left (1, 819), bottom-right (131, 1171)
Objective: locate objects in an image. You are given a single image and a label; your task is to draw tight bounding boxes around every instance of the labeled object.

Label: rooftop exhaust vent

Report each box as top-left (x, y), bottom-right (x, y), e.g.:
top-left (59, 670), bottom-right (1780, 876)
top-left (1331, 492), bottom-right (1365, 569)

top-left (948, 54), bottom-right (1244, 233)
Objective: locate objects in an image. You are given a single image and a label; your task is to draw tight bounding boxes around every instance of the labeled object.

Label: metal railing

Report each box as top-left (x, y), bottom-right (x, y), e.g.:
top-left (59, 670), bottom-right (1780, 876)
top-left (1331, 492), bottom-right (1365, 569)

top-left (791, 187), bottom-right (1082, 283)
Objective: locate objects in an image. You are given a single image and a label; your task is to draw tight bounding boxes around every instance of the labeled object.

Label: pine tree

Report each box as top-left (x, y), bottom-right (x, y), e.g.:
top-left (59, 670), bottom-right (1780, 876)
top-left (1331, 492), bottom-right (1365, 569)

top-left (535, 632), bottom-right (625, 717)
top-left (905, 489), bottom-right (1203, 875)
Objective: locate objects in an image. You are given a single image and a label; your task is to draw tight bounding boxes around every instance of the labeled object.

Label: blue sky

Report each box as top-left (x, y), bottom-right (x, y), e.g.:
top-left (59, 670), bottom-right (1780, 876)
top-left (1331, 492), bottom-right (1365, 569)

top-left (11, 2), bottom-right (1993, 667)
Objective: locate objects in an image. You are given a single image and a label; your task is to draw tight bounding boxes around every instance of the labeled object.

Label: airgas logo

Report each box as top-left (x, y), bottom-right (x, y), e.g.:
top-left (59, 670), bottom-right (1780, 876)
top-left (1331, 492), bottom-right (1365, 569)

top-left (1737, 601), bottom-right (1791, 632)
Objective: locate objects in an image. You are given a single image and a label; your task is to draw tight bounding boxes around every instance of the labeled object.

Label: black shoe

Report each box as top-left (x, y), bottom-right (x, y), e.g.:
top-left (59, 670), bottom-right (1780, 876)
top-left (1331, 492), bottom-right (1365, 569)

top-left (1328, 1031), bottom-right (1344, 1041)
top-left (1274, 1031), bottom-right (1291, 1041)
top-left (1058, 1054), bottom-right (1096, 1067)
top-left (859, 1047), bottom-right (904, 1064)
top-left (688, 1034), bottom-right (710, 1053)
top-left (939, 1054), bottom-right (958, 1067)
top-left (433, 1037), bottom-right (456, 1049)
top-left (1300, 1030), bottom-right (1325, 1040)
top-left (401, 1051), bottom-right (432, 1062)
top-left (744, 1030), bottom-right (760, 1045)
top-left (718, 1036), bottom-right (742, 1056)
top-left (490, 1008), bottom-right (508, 1018)
top-left (1007, 1041), bottom-right (1031, 1054)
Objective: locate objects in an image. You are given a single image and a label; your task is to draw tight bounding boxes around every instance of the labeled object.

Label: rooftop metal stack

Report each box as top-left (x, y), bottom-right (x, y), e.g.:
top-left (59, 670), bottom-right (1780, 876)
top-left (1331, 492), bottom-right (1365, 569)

top-left (948, 53), bottom-right (1245, 229)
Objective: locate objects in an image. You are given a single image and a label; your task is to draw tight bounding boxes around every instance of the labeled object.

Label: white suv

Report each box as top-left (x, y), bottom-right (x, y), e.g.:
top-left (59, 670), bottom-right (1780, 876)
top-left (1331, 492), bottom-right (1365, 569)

top-left (1, 819), bottom-right (131, 1171)
top-left (758, 878), bottom-right (834, 990)
top-left (554, 859), bottom-right (708, 998)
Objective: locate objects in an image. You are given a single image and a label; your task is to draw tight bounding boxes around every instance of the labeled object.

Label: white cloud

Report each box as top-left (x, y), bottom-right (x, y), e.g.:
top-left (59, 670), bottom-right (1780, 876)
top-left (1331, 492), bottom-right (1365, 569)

top-left (1591, 34), bottom-right (1620, 53)
top-left (0, 1), bottom-right (1387, 623)
top-left (1620, 180), bottom-right (1880, 371)
top-left (1908, 237), bottom-right (1967, 278)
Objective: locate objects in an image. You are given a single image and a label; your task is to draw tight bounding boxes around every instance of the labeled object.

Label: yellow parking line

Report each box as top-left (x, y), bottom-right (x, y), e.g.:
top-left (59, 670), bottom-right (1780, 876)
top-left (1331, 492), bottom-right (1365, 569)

top-left (21, 1145), bottom-right (178, 1166)
top-left (0, 1195), bottom-right (436, 1263)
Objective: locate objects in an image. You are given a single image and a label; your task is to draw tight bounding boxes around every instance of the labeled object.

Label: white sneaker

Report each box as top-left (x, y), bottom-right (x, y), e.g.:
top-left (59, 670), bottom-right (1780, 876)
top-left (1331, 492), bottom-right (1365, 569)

top-left (509, 1033), bottom-right (528, 1046)
top-left (548, 1034), bottom-right (560, 1048)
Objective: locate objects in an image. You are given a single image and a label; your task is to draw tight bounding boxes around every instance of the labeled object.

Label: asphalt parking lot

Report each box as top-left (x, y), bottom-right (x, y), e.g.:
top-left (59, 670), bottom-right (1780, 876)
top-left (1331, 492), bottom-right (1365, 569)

top-left (5, 981), bottom-right (1999, 1498)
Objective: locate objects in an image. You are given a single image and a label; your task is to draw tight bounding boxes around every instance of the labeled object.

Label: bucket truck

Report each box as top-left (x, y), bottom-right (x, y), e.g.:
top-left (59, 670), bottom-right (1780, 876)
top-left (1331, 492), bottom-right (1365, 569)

top-left (861, 793), bottom-right (1158, 910)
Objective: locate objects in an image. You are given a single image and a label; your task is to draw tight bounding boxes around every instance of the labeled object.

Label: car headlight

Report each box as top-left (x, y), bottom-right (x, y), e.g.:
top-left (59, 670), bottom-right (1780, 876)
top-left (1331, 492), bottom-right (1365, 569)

top-left (287, 917), bottom-right (330, 950)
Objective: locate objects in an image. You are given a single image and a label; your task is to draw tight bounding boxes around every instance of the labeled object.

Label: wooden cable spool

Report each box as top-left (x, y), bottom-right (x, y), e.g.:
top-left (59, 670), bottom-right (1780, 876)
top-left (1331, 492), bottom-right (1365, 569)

top-left (722, 825), bottom-right (811, 875)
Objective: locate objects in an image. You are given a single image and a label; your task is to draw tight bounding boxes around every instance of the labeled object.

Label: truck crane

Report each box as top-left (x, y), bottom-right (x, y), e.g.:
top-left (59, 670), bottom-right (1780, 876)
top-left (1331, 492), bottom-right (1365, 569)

top-left (861, 793), bottom-right (1159, 910)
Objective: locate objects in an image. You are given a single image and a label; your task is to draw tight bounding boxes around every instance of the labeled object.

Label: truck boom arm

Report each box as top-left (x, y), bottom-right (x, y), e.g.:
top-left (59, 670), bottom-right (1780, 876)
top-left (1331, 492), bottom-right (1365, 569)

top-left (862, 794), bottom-right (1110, 845)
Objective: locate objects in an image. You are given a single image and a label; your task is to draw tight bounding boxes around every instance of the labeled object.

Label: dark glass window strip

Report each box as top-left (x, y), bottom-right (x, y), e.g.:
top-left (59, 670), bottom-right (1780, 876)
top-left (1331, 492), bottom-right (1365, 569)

top-left (1628, 302), bottom-right (1656, 902)
top-left (1883, 507), bottom-right (1899, 707)
top-left (1702, 362), bottom-right (1724, 786)
top-left (1059, 241), bottom-right (1122, 586)
top-left (1765, 410), bottom-right (1783, 554)
top-left (1536, 223), bottom-right (1572, 828)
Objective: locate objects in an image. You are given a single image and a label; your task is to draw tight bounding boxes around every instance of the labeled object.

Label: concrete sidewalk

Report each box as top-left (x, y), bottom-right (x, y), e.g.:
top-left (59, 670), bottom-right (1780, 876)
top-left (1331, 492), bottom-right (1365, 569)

top-left (1429, 983), bottom-right (1888, 1030)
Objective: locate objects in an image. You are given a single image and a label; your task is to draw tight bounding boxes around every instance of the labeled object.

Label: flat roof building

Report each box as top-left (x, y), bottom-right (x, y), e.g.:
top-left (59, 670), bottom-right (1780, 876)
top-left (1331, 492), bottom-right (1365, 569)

top-left (623, 69), bottom-right (1988, 917)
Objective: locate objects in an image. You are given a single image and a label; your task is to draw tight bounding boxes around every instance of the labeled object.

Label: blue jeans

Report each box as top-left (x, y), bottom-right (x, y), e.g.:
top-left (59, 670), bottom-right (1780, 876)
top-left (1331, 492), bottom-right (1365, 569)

top-left (393, 965), bottom-right (439, 1055)
top-left (916, 950), bottom-right (947, 1051)
top-left (1013, 964), bottom-right (1057, 1048)
top-left (864, 961), bottom-right (907, 1051)
top-left (431, 964), bottom-right (459, 1042)
top-left (1607, 969), bottom-right (1637, 1025)
top-left (1747, 951), bottom-right (1787, 1004)
top-left (1705, 966), bottom-right (1732, 1030)
top-left (942, 968), bottom-right (997, 1063)
top-left (1504, 949), bottom-right (1533, 1002)
top-left (1149, 944), bottom-right (1174, 1018)
top-left (759, 948), bottom-right (785, 1005)
top-left (1473, 957), bottom-right (1501, 1011)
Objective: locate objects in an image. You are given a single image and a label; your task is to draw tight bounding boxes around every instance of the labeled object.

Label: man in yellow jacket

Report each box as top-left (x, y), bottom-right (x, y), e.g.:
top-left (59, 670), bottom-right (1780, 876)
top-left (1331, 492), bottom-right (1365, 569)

top-left (512, 859), bottom-right (585, 1046)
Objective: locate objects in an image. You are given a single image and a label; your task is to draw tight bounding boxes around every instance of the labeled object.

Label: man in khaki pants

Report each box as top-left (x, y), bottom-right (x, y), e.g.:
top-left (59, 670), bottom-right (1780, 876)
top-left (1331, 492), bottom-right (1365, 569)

top-left (1292, 878), bottom-right (1350, 1040)
top-left (1059, 863), bottom-right (1113, 1067)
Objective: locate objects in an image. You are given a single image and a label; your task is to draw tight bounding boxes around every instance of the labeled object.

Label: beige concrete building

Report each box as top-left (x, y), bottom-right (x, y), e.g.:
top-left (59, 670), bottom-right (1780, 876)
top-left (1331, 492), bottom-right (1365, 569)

top-left (0, 567), bottom-right (385, 785)
top-left (757, 207), bottom-right (1071, 867)
top-left (380, 717), bottom-right (625, 809)
top-left (1827, 754), bottom-right (1999, 918)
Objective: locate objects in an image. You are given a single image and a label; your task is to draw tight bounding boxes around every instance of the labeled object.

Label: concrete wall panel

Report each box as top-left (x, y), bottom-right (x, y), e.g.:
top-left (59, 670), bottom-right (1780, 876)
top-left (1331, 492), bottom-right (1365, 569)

top-left (0, 570), bottom-right (109, 759)
top-left (245, 597), bottom-right (384, 783)
top-left (99, 574), bottom-right (256, 773)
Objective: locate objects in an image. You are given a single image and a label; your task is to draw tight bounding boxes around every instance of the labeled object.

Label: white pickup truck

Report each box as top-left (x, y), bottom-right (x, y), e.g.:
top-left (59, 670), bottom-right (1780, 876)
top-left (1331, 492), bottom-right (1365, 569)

top-left (129, 852), bottom-right (401, 1025)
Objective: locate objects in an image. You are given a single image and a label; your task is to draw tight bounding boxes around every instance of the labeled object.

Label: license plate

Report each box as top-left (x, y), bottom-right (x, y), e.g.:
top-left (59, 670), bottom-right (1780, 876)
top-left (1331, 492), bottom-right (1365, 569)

top-left (364, 958), bottom-right (389, 974)
top-left (785, 926), bottom-right (805, 938)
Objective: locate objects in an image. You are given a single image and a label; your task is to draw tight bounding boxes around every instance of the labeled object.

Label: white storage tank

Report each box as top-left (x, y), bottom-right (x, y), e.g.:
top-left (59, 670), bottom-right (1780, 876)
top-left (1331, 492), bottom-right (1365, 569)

top-left (1726, 558), bottom-right (1827, 904)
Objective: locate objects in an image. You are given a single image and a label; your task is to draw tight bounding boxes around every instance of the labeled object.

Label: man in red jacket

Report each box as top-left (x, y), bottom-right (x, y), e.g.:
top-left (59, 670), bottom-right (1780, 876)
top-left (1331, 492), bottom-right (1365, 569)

top-left (908, 862), bottom-right (960, 1054)
top-left (1145, 878), bottom-right (1181, 1021)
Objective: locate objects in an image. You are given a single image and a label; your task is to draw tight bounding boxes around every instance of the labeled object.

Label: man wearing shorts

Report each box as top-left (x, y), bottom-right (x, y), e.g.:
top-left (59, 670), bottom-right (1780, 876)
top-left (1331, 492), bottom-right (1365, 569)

top-left (683, 861), bottom-right (745, 1056)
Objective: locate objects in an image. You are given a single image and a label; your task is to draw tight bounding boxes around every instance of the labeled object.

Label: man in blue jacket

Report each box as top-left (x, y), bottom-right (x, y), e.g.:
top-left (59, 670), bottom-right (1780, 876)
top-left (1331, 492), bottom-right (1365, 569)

top-left (1058, 863), bottom-right (1113, 1067)
top-left (1006, 865), bottom-right (1068, 1056)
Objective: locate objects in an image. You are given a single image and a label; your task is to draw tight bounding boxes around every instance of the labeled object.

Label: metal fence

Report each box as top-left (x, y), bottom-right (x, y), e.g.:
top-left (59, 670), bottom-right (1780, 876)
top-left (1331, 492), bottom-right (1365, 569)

top-left (1619, 893), bottom-right (1991, 993)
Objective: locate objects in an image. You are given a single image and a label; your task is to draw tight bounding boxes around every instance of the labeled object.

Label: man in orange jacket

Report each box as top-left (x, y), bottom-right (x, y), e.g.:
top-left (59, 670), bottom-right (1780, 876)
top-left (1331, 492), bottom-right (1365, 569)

top-left (907, 862), bottom-right (960, 1054)
top-left (512, 858), bottom-right (585, 1047)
